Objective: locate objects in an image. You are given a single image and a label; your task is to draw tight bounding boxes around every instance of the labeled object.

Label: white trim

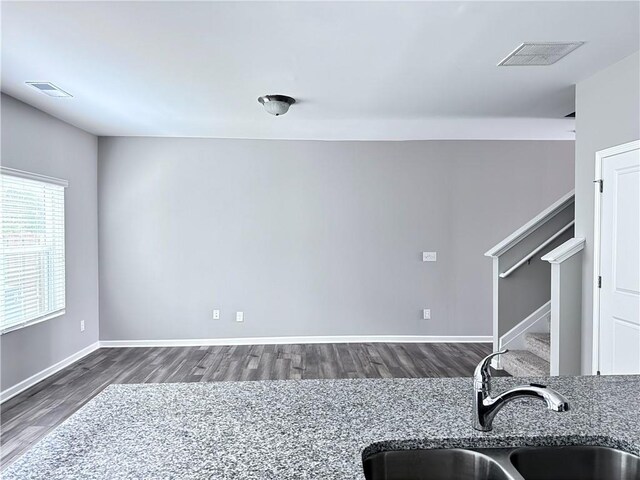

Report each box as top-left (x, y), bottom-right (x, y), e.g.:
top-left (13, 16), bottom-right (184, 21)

top-left (592, 139), bottom-right (640, 375)
top-left (491, 257), bottom-right (500, 361)
top-left (0, 341), bottom-right (100, 403)
top-left (0, 166), bottom-right (69, 187)
top-left (499, 301), bottom-right (551, 352)
top-left (499, 221), bottom-right (575, 278)
top-left (484, 190), bottom-right (575, 258)
top-left (0, 309), bottom-right (65, 336)
top-left (99, 335), bottom-right (492, 348)
top-left (541, 237), bottom-right (585, 264)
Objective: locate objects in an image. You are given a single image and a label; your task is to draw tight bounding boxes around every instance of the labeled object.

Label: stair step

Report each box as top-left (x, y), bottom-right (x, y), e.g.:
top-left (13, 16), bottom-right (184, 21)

top-left (525, 332), bottom-right (550, 361)
top-left (501, 350), bottom-right (550, 377)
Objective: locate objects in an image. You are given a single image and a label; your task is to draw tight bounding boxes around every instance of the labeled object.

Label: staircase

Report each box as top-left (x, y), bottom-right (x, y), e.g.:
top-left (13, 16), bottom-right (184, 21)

top-left (485, 190), bottom-right (577, 377)
top-left (501, 333), bottom-right (550, 377)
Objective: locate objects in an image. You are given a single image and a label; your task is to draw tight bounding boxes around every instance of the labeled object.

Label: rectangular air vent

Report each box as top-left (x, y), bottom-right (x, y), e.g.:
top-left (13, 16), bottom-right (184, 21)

top-left (26, 82), bottom-right (72, 97)
top-left (498, 42), bottom-right (584, 66)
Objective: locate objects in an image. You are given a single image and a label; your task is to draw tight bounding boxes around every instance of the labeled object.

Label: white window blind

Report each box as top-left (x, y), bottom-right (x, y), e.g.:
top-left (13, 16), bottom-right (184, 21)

top-left (1, 168), bottom-right (67, 334)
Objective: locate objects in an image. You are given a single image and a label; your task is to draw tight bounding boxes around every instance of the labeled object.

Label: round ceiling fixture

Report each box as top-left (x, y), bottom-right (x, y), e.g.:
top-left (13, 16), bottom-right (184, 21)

top-left (258, 94), bottom-right (296, 116)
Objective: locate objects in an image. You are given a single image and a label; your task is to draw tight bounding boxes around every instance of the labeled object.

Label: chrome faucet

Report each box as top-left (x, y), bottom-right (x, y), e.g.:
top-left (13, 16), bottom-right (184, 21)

top-left (473, 350), bottom-right (570, 432)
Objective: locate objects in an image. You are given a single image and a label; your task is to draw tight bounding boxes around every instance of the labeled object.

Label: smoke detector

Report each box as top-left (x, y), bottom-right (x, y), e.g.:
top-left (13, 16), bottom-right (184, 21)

top-left (498, 42), bottom-right (584, 66)
top-left (258, 95), bottom-right (296, 116)
top-left (26, 82), bottom-right (72, 97)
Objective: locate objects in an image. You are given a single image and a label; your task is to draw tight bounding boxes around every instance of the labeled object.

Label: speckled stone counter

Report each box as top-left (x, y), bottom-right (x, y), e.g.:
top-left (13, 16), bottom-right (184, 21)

top-left (3, 375), bottom-right (639, 479)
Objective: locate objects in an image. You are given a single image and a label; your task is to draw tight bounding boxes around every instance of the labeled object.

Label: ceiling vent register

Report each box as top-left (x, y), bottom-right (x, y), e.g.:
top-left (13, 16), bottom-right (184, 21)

top-left (498, 42), bottom-right (584, 66)
top-left (25, 82), bottom-right (73, 97)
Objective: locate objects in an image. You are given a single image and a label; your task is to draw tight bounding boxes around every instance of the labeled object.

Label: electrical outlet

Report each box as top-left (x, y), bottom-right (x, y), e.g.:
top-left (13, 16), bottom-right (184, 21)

top-left (422, 309), bottom-right (431, 320)
top-left (212, 309), bottom-right (220, 320)
top-left (236, 311), bottom-right (244, 322)
top-left (422, 251), bottom-right (437, 262)
top-left (80, 320), bottom-right (85, 332)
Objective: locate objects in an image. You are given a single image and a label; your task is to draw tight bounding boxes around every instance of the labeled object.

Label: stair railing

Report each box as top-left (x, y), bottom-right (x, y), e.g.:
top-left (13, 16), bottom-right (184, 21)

top-left (485, 190), bottom-right (575, 370)
top-left (499, 220), bottom-right (575, 278)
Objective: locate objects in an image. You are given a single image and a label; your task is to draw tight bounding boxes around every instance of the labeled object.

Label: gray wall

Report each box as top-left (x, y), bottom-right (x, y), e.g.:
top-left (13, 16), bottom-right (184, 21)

top-left (99, 138), bottom-right (574, 341)
top-left (575, 51), bottom-right (640, 373)
top-left (0, 94), bottom-right (99, 391)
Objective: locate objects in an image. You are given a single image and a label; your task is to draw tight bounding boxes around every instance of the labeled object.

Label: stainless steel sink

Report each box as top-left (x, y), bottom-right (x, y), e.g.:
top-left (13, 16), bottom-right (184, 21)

top-left (363, 446), bottom-right (640, 480)
top-left (510, 446), bottom-right (640, 480)
top-left (362, 448), bottom-right (512, 480)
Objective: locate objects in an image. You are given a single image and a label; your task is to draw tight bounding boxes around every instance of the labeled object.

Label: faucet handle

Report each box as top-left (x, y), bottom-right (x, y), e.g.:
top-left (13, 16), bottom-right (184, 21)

top-left (474, 349), bottom-right (508, 385)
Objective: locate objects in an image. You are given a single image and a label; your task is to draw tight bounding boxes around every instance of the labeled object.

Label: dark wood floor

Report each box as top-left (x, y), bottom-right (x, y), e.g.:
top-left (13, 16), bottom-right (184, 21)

top-left (1, 342), bottom-right (501, 468)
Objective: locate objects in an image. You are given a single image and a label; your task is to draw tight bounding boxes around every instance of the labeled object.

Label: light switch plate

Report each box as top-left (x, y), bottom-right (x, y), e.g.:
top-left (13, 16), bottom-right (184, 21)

top-left (422, 252), bottom-right (437, 262)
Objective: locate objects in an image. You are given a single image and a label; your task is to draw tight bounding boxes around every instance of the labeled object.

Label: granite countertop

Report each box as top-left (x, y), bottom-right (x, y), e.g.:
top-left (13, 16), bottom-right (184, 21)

top-left (4, 375), bottom-right (639, 479)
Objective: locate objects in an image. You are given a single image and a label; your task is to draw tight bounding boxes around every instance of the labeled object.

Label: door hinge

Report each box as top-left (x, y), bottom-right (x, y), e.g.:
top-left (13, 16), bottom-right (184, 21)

top-left (594, 179), bottom-right (603, 193)
top-left (598, 276), bottom-right (602, 288)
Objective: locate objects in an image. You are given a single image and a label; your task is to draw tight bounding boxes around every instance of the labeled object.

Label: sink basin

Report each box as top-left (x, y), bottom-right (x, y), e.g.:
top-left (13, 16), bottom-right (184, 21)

top-left (510, 446), bottom-right (640, 480)
top-left (362, 448), bottom-right (512, 480)
top-left (363, 445), bottom-right (640, 480)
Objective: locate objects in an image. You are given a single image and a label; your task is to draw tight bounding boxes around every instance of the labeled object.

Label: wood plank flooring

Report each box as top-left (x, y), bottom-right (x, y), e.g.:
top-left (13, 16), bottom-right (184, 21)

top-left (1, 342), bottom-right (502, 468)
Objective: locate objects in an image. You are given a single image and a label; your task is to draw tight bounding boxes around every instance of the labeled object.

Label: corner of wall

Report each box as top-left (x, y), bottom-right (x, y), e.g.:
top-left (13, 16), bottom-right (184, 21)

top-left (575, 51), bottom-right (640, 374)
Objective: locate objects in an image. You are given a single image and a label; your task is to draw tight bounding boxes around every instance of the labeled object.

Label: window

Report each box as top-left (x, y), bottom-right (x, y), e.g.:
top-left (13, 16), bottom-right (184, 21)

top-left (1, 168), bottom-right (67, 334)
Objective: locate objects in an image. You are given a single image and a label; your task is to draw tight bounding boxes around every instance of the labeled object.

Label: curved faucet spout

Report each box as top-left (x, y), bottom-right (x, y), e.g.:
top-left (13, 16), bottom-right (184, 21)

top-left (472, 351), bottom-right (570, 432)
top-left (490, 384), bottom-right (569, 412)
top-left (479, 384), bottom-right (570, 430)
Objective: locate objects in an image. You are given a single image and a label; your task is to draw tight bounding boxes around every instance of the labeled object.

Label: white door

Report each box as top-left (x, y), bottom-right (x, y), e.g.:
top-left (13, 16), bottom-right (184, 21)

top-left (597, 141), bottom-right (640, 375)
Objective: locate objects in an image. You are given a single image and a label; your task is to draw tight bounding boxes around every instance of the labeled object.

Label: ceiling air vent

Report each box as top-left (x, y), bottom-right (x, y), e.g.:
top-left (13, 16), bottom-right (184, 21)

top-left (26, 82), bottom-right (72, 97)
top-left (498, 42), bottom-right (584, 66)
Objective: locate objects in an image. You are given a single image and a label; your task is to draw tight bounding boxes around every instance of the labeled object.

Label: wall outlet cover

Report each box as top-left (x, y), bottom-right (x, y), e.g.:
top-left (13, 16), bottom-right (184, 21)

top-left (236, 311), bottom-right (244, 322)
top-left (422, 252), bottom-right (437, 262)
top-left (80, 320), bottom-right (85, 332)
top-left (212, 309), bottom-right (220, 320)
top-left (422, 309), bottom-right (431, 320)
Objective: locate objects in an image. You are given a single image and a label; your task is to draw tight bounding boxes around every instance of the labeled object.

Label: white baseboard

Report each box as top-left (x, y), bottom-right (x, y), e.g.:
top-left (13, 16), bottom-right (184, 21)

top-left (99, 335), bottom-right (492, 348)
top-left (499, 301), bottom-right (551, 352)
top-left (0, 341), bottom-right (100, 404)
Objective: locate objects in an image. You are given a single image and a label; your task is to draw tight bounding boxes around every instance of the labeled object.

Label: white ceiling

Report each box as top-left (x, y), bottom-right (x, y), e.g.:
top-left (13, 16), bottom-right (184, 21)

top-left (2, 1), bottom-right (639, 140)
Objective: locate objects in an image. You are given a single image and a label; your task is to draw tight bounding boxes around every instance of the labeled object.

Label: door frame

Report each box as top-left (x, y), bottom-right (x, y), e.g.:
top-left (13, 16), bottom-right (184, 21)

top-left (592, 139), bottom-right (640, 374)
